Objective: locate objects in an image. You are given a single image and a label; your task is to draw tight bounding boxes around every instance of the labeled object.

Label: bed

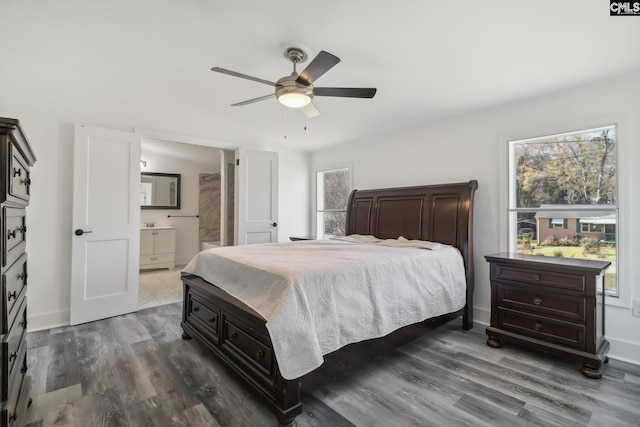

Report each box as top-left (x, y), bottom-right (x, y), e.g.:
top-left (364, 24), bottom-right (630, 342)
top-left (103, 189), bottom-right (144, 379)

top-left (180, 180), bottom-right (478, 426)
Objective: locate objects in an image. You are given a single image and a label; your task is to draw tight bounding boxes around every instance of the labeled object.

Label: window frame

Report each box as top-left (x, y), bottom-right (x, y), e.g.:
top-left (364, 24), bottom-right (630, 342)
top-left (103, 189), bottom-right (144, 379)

top-left (499, 121), bottom-right (629, 306)
top-left (314, 164), bottom-right (352, 239)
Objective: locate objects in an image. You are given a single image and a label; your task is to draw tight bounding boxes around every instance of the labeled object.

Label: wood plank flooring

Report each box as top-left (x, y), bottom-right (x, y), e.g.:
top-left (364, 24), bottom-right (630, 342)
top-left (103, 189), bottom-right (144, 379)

top-left (24, 302), bottom-right (640, 426)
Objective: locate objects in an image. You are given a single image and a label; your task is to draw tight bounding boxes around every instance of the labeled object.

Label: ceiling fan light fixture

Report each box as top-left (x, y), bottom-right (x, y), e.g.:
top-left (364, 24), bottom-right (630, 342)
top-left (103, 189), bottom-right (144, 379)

top-left (277, 92), bottom-right (311, 108)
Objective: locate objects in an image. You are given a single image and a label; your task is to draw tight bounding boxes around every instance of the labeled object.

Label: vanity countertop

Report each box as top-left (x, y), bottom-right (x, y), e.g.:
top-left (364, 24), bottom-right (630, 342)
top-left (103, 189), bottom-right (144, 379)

top-left (140, 226), bottom-right (176, 230)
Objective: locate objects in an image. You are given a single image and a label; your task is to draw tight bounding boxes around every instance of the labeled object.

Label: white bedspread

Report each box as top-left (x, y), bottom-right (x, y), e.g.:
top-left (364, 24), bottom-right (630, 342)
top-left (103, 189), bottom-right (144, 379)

top-left (182, 238), bottom-right (466, 380)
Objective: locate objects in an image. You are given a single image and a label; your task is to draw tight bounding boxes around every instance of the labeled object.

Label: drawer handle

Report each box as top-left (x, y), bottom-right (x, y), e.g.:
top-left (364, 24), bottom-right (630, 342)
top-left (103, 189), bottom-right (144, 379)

top-left (13, 168), bottom-right (21, 177)
top-left (534, 323), bottom-right (542, 331)
top-left (533, 297), bottom-right (542, 305)
top-left (21, 363), bottom-right (28, 374)
top-left (150, 257), bottom-right (158, 260)
top-left (17, 272), bottom-right (27, 281)
top-left (532, 274), bottom-right (541, 281)
top-left (230, 331), bottom-right (238, 340)
top-left (9, 412), bottom-right (17, 422)
top-left (255, 350), bottom-right (265, 361)
top-left (19, 319), bottom-right (27, 329)
top-left (8, 290), bottom-right (18, 301)
top-left (7, 229), bottom-right (17, 239)
top-left (21, 178), bottom-right (31, 186)
top-left (193, 306), bottom-right (200, 312)
top-left (208, 317), bottom-right (216, 324)
top-left (9, 352), bottom-right (17, 362)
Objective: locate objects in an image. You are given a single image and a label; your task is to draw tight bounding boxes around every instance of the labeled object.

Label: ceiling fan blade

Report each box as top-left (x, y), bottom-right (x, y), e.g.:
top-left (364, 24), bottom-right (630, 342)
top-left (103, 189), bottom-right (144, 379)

top-left (314, 87), bottom-right (377, 98)
top-left (231, 94), bottom-right (275, 106)
top-left (296, 51), bottom-right (340, 86)
top-left (301, 102), bottom-right (320, 118)
top-left (211, 67), bottom-right (277, 87)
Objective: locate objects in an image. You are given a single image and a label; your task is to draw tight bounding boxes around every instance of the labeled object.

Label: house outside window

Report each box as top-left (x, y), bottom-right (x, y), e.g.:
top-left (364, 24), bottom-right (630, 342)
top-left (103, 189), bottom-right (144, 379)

top-left (508, 126), bottom-right (618, 295)
top-left (316, 167), bottom-right (350, 239)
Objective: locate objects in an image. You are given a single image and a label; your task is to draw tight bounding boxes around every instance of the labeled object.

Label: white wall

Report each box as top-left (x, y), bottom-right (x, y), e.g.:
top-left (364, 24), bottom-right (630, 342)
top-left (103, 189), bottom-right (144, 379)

top-left (0, 114), bottom-right (309, 331)
top-left (312, 71), bottom-right (640, 365)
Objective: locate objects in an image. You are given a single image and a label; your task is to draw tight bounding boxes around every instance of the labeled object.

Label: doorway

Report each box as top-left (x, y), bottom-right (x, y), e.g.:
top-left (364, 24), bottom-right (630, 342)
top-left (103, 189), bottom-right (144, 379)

top-left (138, 138), bottom-right (235, 310)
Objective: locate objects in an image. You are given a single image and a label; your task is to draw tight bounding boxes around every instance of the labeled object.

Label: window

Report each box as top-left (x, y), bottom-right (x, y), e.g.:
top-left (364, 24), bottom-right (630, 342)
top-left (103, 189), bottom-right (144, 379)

top-left (316, 167), bottom-right (350, 239)
top-left (508, 126), bottom-right (618, 295)
top-left (581, 222), bottom-right (604, 233)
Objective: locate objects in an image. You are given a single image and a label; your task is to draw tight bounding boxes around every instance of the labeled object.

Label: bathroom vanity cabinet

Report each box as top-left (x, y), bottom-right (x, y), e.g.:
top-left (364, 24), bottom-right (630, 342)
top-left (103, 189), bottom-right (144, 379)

top-left (140, 227), bottom-right (176, 270)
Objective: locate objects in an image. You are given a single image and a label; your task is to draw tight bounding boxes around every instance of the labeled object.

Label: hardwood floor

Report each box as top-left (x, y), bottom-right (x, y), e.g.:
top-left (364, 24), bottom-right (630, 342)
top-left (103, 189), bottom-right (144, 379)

top-left (24, 302), bottom-right (640, 426)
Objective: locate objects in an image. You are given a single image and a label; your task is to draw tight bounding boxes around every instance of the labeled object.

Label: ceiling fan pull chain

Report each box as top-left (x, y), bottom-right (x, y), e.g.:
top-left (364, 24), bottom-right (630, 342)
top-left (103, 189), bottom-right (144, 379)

top-left (283, 108), bottom-right (288, 139)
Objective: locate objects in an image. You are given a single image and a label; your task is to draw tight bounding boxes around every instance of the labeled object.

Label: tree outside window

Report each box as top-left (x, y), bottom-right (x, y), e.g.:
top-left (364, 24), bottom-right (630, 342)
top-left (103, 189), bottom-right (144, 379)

top-left (508, 126), bottom-right (618, 294)
top-left (316, 168), bottom-right (350, 238)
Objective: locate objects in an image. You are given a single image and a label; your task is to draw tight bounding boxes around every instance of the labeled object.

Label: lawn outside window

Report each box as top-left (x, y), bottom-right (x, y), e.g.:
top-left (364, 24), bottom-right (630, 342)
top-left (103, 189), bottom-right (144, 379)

top-left (507, 126), bottom-right (618, 295)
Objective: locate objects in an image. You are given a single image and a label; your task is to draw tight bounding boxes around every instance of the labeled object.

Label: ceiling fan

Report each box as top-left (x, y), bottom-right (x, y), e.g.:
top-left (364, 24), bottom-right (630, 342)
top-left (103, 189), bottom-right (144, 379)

top-left (211, 46), bottom-right (377, 118)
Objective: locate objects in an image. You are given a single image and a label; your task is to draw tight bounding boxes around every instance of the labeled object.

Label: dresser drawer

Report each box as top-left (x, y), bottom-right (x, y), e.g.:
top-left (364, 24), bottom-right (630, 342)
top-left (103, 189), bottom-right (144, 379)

top-left (1, 323), bottom-right (27, 402)
top-left (4, 141), bottom-right (31, 206)
top-left (495, 264), bottom-right (585, 292)
top-left (185, 291), bottom-right (220, 344)
top-left (1, 359), bottom-right (30, 427)
top-left (498, 307), bottom-right (585, 350)
top-left (2, 208), bottom-right (26, 268)
top-left (497, 284), bottom-right (585, 322)
top-left (221, 313), bottom-right (275, 388)
top-left (1, 299), bottom-right (27, 401)
top-left (2, 254), bottom-right (27, 334)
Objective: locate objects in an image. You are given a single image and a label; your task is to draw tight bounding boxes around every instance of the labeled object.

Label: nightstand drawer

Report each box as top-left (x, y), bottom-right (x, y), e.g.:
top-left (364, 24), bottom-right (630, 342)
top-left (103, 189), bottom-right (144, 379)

top-left (495, 265), bottom-right (585, 292)
top-left (498, 307), bottom-right (585, 350)
top-left (498, 285), bottom-right (585, 322)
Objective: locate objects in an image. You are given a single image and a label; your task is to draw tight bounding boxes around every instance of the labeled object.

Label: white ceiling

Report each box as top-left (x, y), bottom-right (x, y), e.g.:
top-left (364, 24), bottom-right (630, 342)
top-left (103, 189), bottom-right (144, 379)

top-left (4, 1), bottom-right (640, 151)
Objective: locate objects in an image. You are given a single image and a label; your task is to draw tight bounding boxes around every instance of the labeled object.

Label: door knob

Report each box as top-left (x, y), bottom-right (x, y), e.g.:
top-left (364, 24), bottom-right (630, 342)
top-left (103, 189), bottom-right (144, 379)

top-left (271, 222), bottom-right (278, 227)
top-left (74, 229), bottom-right (93, 236)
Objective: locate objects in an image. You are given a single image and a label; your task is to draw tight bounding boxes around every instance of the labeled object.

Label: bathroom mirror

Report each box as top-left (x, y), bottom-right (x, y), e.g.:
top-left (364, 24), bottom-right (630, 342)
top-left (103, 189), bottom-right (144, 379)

top-left (140, 172), bottom-right (181, 209)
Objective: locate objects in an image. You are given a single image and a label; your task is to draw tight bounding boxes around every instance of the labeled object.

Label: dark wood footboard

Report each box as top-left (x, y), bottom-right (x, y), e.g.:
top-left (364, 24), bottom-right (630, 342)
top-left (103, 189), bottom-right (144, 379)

top-left (181, 273), bottom-right (466, 426)
top-left (181, 274), bottom-right (302, 426)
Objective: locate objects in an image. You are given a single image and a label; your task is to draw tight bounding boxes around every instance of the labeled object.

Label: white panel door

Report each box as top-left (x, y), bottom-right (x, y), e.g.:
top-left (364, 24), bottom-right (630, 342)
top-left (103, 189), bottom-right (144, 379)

top-left (70, 124), bottom-right (141, 325)
top-left (237, 149), bottom-right (278, 245)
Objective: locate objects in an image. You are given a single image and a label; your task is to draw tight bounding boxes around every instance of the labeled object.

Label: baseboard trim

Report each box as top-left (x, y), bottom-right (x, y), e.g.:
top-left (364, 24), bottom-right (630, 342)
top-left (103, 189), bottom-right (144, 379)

top-left (607, 335), bottom-right (640, 366)
top-left (28, 310), bottom-right (70, 332)
top-left (473, 306), bottom-right (491, 326)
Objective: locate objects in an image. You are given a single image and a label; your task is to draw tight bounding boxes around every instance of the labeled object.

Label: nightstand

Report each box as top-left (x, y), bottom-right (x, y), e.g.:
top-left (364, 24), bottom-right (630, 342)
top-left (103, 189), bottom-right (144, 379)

top-left (485, 252), bottom-right (611, 379)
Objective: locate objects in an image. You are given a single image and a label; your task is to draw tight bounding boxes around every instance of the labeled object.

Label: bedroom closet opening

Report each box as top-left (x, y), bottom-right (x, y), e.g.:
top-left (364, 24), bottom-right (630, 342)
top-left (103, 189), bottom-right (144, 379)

top-left (138, 137), bottom-right (235, 310)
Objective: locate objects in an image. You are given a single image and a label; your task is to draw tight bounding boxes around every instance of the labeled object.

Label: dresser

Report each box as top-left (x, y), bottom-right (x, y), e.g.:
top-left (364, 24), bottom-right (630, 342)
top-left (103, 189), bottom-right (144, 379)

top-left (0, 118), bottom-right (36, 426)
top-left (140, 227), bottom-right (176, 270)
top-left (485, 253), bottom-right (611, 378)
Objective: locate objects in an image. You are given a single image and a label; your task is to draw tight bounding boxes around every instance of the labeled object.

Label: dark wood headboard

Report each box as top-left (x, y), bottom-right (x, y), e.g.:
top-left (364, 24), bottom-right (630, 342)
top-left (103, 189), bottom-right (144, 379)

top-left (345, 180), bottom-right (478, 329)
